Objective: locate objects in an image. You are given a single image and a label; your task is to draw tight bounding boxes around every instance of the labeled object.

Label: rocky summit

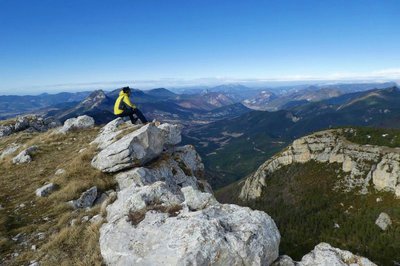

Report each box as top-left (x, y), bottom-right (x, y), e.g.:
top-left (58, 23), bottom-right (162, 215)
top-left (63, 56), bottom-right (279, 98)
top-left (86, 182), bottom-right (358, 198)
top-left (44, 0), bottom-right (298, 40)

top-left (240, 129), bottom-right (400, 201)
top-left (91, 119), bottom-right (281, 265)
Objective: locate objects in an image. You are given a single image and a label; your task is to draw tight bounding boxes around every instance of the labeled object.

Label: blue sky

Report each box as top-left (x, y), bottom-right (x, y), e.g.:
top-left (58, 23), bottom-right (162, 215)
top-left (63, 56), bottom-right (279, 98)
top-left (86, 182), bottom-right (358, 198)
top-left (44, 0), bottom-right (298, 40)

top-left (0, 0), bottom-right (399, 94)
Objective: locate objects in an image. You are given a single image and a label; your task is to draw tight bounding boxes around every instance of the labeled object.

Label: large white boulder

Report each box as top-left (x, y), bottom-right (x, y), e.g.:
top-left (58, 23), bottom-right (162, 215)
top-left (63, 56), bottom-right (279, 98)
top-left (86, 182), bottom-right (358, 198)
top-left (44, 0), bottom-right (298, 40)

top-left (58, 115), bottom-right (95, 134)
top-left (100, 203), bottom-right (280, 266)
top-left (91, 123), bottom-right (184, 173)
top-left (91, 124), bottom-right (165, 172)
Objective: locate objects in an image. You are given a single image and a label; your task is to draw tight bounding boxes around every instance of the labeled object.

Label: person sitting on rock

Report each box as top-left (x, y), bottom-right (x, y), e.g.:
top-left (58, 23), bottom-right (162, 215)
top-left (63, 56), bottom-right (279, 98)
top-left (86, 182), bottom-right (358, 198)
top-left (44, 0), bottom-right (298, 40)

top-left (114, 86), bottom-right (148, 124)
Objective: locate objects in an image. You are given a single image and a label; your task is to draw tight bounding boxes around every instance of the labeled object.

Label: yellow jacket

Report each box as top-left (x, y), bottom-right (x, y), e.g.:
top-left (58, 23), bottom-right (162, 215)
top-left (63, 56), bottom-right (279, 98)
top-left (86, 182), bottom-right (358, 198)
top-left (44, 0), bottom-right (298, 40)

top-left (114, 91), bottom-right (136, 115)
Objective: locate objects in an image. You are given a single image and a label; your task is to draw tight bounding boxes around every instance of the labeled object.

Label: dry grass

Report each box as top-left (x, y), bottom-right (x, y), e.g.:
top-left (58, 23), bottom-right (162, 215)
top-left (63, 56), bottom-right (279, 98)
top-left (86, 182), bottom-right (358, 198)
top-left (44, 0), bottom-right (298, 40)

top-left (0, 117), bottom-right (17, 127)
top-left (0, 127), bottom-right (116, 265)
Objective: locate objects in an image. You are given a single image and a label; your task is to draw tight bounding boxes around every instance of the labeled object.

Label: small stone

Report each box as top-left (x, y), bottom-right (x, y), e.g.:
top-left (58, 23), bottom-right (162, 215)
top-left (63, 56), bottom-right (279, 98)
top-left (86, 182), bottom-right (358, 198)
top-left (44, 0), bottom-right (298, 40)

top-left (375, 212), bottom-right (392, 230)
top-left (395, 185), bottom-right (400, 198)
top-left (89, 214), bottom-right (103, 224)
top-left (19, 203), bottom-right (25, 208)
top-left (81, 216), bottom-right (90, 223)
top-left (69, 186), bottom-right (97, 209)
top-left (35, 183), bottom-right (57, 197)
top-left (78, 148), bottom-right (87, 153)
top-left (55, 168), bottom-right (66, 176)
top-left (12, 145), bottom-right (38, 164)
top-left (70, 219), bottom-right (78, 226)
top-left (37, 232), bottom-right (46, 240)
top-left (334, 223), bottom-right (340, 229)
top-left (29, 261), bottom-right (39, 266)
top-left (12, 233), bottom-right (23, 242)
top-left (376, 197), bottom-right (383, 202)
top-left (31, 245), bottom-right (37, 251)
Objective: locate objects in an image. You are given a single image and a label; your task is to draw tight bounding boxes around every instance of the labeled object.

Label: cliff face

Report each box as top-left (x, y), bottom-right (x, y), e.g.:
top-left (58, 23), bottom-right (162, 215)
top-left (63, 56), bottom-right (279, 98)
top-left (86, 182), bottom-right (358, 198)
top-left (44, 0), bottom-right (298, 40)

top-left (240, 129), bottom-right (400, 201)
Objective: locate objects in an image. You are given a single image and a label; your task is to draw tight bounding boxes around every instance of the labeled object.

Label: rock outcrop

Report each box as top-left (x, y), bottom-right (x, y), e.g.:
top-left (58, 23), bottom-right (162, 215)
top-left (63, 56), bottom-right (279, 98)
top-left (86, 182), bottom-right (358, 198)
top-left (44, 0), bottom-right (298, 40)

top-left (91, 123), bottom-right (183, 173)
top-left (58, 115), bottom-right (95, 134)
top-left (273, 243), bottom-right (376, 266)
top-left (0, 115), bottom-right (60, 138)
top-left (240, 129), bottom-right (400, 201)
top-left (12, 146), bottom-right (38, 164)
top-left (93, 119), bottom-right (281, 265)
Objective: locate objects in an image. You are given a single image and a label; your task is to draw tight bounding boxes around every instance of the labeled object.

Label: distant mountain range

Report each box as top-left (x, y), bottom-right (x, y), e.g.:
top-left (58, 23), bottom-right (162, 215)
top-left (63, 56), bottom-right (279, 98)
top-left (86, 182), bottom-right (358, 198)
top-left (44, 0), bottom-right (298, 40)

top-left (184, 86), bottom-right (400, 188)
top-left (1, 82), bottom-right (396, 121)
top-left (0, 91), bottom-right (91, 119)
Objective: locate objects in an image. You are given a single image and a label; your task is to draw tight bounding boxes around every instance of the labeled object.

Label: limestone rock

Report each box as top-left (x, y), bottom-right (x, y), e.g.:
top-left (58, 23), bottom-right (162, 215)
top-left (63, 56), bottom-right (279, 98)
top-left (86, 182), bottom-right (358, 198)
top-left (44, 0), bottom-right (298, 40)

top-left (91, 118), bottom-right (126, 149)
top-left (12, 146), bottom-right (38, 164)
top-left (69, 186), bottom-right (97, 209)
top-left (298, 242), bottom-right (377, 266)
top-left (395, 185), bottom-right (400, 198)
top-left (58, 115), bottom-right (95, 134)
top-left (100, 203), bottom-right (280, 266)
top-left (375, 212), bottom-right (391, 230)
top-left (181, 186), bottom-right (217, 211)
top-left (91, 123), bottom-right (168, 173)
top-left (114, 146), bottom-right (202, 192)
top-left (158, 123), bottom-right (182, 145)
top-left (372, 153), bottom-right (400, 192)
top-left (0, 125), bottom-right (13, 138)
top-left (35, 183), bottom-right (56, 197)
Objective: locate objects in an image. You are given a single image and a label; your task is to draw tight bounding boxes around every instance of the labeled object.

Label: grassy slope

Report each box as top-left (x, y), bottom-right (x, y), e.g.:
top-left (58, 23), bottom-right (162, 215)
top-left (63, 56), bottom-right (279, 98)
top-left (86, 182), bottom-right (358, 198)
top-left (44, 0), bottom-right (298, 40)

top-left (0, 128), bottom-right (116, 265)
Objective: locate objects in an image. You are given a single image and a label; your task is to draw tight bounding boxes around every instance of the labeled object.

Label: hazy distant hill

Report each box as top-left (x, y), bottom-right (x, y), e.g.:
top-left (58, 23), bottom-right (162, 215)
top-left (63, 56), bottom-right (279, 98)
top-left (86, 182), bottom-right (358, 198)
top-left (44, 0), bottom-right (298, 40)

top-left (0, 91), bottom-right (90, 119)
top-left (243, 82), bottom-right (397, 111)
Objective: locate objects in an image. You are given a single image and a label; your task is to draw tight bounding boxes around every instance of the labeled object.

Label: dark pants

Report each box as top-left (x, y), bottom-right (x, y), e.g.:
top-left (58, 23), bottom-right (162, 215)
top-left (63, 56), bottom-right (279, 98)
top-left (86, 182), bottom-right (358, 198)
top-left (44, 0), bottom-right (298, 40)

top-left (117, 108), bottom-right (148, 124)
